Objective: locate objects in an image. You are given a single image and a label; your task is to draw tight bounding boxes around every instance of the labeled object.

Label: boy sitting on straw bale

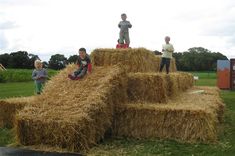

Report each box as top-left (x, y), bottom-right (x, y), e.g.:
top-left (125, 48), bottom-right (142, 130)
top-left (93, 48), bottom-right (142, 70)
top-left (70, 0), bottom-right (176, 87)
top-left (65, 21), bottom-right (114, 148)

top-left (118, 13), bottom-right (132, 48)
top-left (160, 36), bottom-right (174, 74)
top-left (32, 60), bottom-right (48, 94)
top-left (68, 48), bottom-right (92, 80)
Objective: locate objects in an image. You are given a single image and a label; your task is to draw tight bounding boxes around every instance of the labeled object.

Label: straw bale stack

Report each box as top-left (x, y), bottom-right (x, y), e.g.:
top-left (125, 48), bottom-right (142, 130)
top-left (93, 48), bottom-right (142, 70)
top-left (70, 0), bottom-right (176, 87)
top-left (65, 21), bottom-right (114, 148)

top-left (15, 64), bottom-right (127, 152)
top-left (90, 48), bottom-right (176, 73)
top-left (113, 87), bottom-right (224, 143)
top-left (127, 72), bottom-right (193, 103)
top-left (11, 48), bottom-right (222, 153)
top-left (0, 97), bottom-right (34, 128)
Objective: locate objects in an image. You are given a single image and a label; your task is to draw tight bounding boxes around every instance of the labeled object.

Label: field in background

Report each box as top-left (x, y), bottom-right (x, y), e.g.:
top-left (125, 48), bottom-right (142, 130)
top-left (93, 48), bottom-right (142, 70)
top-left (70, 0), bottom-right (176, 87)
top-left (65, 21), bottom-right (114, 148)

top-left (191, 71), bottom-right (217, 86)
top-left (0, 82), bottom-right (34, 99)
top-left (0, 69), bottom-right (57, 83)
top-left (1, 71), bottom-right (235, 155)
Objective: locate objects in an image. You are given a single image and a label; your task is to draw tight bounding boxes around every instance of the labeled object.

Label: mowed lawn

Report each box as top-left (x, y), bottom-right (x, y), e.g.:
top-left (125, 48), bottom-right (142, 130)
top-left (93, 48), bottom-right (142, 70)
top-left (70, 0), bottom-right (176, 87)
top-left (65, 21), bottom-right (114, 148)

top-left (0, 72), bottom-right (235, 155)
top-left (0, 82), bottom-right (34, 99)
top-left (191, 71), bottom-right (217, 86)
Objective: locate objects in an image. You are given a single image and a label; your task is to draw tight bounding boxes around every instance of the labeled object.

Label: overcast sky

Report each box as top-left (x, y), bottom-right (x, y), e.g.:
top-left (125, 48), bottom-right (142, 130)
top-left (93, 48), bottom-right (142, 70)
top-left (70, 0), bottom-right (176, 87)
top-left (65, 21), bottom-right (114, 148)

top-left (0, 0), bottom-right (235, 61)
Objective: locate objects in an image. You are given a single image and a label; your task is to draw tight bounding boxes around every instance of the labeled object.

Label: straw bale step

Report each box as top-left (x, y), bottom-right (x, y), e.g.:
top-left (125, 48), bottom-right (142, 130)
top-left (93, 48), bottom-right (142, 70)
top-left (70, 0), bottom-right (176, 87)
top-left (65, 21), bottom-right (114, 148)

top-left (91, 48), bottom-right (177, 73)
top-left (127, 72), bottom-right (193, 103)
top-left (15, 65), bottom-right (127, 152)
top-left (113, 87), bottom-right (224, 143)
top-left (0, 97), bottom-right (34, 128)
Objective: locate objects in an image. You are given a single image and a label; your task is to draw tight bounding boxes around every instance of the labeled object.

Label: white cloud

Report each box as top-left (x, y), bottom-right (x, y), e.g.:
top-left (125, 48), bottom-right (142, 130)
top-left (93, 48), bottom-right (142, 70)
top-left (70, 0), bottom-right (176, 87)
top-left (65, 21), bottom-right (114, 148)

top-left (0, 31), bottom-right (8, 49)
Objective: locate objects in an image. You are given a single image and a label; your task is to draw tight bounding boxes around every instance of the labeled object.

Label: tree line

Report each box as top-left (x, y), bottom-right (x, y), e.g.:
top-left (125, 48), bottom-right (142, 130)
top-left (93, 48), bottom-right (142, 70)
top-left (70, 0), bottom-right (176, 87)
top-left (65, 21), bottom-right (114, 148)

top-left (0, 47), bottom-right (228, 71)
top-left (0, 51), bottom-right (78, 70)
top-left (172, 47), bottom-right (228, 71)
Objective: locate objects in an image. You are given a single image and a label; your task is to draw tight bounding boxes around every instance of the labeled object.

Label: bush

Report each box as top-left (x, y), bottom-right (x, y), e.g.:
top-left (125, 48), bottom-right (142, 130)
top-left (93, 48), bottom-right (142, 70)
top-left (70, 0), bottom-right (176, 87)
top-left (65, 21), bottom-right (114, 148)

top-left (0, 69), bottom-right (58, 83)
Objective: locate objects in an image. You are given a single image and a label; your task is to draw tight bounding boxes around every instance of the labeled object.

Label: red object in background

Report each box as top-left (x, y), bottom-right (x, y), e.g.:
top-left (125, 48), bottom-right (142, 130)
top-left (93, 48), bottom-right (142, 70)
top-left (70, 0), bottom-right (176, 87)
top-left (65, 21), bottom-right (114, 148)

top-left (116, 43), bottom-right (129, 49)
top-left (230, 59), bottom-right (235, 90)
top-left (217, 68), bottom-right (230, 89)
top-left (217, 60), bottom-right (230, 89)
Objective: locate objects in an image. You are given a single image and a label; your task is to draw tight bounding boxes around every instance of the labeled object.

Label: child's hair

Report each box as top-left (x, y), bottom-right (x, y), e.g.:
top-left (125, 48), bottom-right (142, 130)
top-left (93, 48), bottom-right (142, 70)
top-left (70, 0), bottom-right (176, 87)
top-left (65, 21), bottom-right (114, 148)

top-left (79, 48), bottom-right (86, 53)
top-left (165, 36), bottom-right (171, 41)
top-left (34, 60), bottom-right (42, 69)
top-left (121, 13), bottom-right (126, 17)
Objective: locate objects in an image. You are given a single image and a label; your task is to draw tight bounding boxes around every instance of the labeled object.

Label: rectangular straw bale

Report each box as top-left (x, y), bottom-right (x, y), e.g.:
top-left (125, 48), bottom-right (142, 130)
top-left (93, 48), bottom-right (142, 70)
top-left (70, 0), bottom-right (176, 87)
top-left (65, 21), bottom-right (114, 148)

top-left (91, 48), bottom-right (177, 73)
top-left (176, 72), bottom-right (194, 91)
top-left (16, 97), bottom-right (112, 152)
top-left (0, 97), bottom-right (34, 128)
top-left (192, 86), bottom-right (225, 123)
top-left (163, 73), bottom-right (179, 97)
top-left (15, 65), bottom-right (127, 153)
top-left (113, 87), bottom-right (223, 143)
top-left (114, 104), bottom-right (217, 143)
top-left (127, 73), bottom-right (167, 103)
top-left (127, 72), bottom-right (194, 103)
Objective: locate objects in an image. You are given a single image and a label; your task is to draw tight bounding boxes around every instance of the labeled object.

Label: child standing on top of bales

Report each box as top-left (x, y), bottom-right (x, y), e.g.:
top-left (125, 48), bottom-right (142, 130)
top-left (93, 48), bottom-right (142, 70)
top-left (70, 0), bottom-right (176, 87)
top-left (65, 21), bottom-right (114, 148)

top-left (160, 36), bottom-right (174, 74)
top-left (118, 13), bottom-right (132, 47)
top-left (68, 48), bottom-right (92, 80)
top-left (32, 60), bottom-right (48, 94)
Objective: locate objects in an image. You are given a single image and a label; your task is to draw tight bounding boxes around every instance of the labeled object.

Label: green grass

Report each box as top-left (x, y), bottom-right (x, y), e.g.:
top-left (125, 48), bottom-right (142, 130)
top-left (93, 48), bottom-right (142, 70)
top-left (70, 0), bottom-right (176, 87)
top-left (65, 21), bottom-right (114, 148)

top-left (191, 71), bottom-right (217, 86)
top-left (0, 71), bottom-right (235, 155)
top-left (0, 128), bottom-right (14, 146)
top-left (0, 68), bottom-right (58, 82)
top-left (0, 82), bottom-right (34, 99)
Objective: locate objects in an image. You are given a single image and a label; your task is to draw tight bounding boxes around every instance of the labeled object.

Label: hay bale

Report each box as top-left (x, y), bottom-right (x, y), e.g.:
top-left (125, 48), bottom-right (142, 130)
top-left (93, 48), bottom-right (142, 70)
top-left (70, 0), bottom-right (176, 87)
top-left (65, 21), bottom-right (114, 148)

top-left (191, 87), bottom-right (225, 123)
top-left (15, 65), bottom-right (127, 152)
top-left (91, 48), bottom-right (176, 73)
top-left (127, 72), bottom-right (193, 103)
top-left (0, 97), bottom-right (34, 128)
top-left (13, 48), bottom-right (194, 153)
top-left (127, 73), bottom-right (167, 103)
top-left (113, 87), bottom-right (223, 143)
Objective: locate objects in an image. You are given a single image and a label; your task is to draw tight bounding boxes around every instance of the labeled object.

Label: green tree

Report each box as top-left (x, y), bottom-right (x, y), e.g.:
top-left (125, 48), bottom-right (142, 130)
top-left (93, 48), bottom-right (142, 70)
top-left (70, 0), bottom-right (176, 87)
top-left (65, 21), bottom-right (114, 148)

top-left (28, 54), bottom-right (40, 68)
top-left (8, 51), bottom-right (30, 69)
top-left (173, 47), bottom-right (228, 71)
top-left (68, 55), bottom-right (78, 64)
top-left (48, 54), bottom-right (67, 70)
top-left (0, 53), bottom-right (11, 67)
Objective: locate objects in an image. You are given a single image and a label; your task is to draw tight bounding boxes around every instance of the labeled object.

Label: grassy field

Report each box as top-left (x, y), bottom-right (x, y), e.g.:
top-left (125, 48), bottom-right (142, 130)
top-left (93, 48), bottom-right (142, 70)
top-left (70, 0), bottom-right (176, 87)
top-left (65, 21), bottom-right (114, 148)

top-left (0, 71), bottom-right (235, 155)
top-left (0, 68), bottom-right (57, 83)
top-left (191, 71), bottom-right (217, 86)
top-left (0, 128), bottom-right (14, 146)
top-left (0, 82), bottom-right (34, 99)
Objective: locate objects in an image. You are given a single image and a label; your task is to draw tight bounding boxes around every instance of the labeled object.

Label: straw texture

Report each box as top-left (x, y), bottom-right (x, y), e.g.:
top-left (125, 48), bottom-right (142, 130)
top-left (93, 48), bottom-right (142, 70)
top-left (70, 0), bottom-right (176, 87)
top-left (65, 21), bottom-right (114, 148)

top-left (127, 72), bottom-right (193, 103)
top-left (113, 87), bottom-right (224, 143)
top-left (0, 48), bottom-right (223, 153)
top-left (15, 65), bottom-right (127, 152)
top-left (0, 97), bottom-right (34, 128)
top-left (91, 48), bottom-right (177, 72)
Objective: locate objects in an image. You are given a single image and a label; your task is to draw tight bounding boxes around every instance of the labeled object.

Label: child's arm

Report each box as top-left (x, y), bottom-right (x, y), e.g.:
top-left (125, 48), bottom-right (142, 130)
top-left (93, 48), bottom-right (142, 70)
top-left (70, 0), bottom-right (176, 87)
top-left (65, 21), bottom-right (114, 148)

top-left (162, 44), bottom-right (165, 52)
top-left (42, 69), bottom-right (48, 78)
top-left (118, 22), bottom-right (121, 28)
top-left (167, 45), bottom-right (174, 52)
top-left (32, 70), bottom-right (38, 80)
top-left (127, 21), bottom-right (132, 28)
top-left (87, 63), bottom-right (92, 74)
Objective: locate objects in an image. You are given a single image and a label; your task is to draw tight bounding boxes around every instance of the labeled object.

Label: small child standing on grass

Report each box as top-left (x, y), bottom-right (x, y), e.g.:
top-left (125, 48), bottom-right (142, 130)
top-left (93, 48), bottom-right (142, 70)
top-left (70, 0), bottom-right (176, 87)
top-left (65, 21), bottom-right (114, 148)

top-left (68, 48), bottom-right (92, 80)
top-left (160, 36), bottom-right (174, 74)
top-left (32, 60), bottom-right (48, 94)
